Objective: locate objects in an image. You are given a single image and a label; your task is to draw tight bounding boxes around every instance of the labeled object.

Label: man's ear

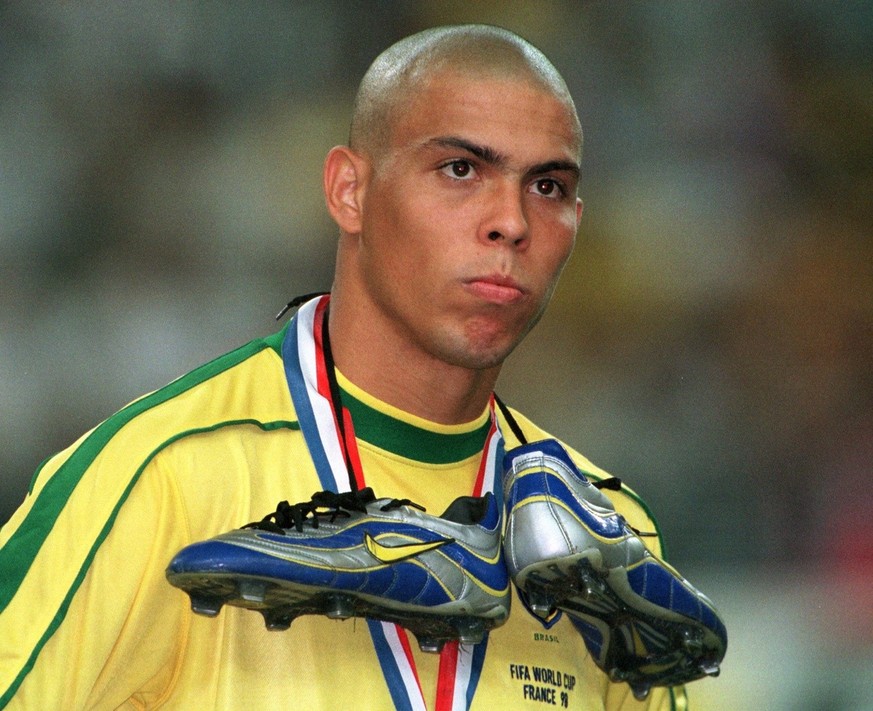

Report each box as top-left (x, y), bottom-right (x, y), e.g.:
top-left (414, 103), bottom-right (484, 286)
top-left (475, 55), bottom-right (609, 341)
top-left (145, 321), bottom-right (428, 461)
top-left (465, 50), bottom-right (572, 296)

top-left (323, 146), bottom-right (368, 234)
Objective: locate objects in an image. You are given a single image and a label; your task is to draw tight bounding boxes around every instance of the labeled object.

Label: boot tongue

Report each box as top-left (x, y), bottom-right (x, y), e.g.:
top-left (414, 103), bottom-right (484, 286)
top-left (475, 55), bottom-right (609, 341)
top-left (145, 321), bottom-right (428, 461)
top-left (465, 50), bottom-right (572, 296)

top-left (440, 493), bottom-right (490, 525)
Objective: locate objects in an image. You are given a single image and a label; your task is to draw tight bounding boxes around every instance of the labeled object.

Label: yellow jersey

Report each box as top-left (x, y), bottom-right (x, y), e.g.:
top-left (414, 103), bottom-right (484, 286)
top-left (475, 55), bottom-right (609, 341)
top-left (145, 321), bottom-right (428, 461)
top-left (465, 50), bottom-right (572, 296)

top-left (0, 323), bottom-right (687, 710)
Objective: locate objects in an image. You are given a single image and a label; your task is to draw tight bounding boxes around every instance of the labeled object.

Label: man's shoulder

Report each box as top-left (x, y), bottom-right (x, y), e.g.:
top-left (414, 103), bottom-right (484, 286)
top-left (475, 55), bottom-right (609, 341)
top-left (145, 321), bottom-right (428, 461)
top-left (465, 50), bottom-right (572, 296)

top-left (25, 327), bottom-right (295, 499)
top-left (497, 404), bottom-right (667, 558)
top-left (497, 405), bottom-right (599, 472)
top-left (119, 327), bottom-right (291, 428)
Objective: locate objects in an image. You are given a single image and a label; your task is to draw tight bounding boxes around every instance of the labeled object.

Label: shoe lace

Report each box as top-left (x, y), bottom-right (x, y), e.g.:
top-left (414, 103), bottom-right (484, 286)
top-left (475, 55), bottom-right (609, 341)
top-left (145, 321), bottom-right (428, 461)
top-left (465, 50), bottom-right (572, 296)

top-left (243, 488), bottom-right (425, 534)
top-left (378, 497), bottom-right (426, 513)
top-left (592, 477), bottom-right (658, 538)
top-left (592, 477), bottom-right (622, 491)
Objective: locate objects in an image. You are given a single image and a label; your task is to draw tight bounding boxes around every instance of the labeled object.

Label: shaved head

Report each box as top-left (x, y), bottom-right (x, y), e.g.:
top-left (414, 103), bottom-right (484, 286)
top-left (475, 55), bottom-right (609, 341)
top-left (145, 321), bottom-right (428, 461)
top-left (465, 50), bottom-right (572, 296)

top-left (324, 24), bottom-right (584, 418)
top-left (349, 25), bottom-right (582, 162)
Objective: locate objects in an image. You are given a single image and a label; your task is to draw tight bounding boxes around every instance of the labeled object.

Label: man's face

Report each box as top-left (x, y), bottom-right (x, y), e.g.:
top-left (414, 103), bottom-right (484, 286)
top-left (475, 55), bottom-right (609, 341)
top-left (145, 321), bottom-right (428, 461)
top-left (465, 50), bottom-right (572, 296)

top-left (353, 70), bottom-right (583, 371)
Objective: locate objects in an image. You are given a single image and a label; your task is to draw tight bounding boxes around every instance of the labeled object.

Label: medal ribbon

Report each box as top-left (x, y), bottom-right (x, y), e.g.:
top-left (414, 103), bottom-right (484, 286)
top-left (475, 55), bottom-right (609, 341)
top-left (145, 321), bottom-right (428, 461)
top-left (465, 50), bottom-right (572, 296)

top-left (281, 294), bottom-right (504, 711)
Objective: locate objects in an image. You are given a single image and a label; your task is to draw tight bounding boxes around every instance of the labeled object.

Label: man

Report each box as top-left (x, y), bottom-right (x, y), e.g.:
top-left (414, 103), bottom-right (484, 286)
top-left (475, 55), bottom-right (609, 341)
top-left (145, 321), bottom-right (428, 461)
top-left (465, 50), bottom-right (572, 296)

top-left (0, 25), bottom-right (722, 710)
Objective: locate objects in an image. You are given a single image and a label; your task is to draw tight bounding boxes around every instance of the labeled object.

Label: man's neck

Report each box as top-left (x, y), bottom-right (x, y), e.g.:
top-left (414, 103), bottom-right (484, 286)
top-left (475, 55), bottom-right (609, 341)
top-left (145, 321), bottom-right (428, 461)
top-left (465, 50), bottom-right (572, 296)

top-left (327, 292), bottom-right (500, 426)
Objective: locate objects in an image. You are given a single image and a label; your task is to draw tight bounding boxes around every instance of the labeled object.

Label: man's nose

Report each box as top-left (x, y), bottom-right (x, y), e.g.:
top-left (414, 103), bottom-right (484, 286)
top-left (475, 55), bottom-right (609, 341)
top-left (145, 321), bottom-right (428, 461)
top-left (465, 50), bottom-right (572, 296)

top-left (480, 182), bottom-right (529, 248)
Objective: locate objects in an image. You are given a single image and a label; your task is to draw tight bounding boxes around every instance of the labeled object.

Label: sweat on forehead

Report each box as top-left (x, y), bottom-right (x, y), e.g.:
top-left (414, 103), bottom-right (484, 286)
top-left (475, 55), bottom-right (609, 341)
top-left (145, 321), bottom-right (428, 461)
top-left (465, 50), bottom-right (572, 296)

top-left (349, 25), bottom-right (580, 157)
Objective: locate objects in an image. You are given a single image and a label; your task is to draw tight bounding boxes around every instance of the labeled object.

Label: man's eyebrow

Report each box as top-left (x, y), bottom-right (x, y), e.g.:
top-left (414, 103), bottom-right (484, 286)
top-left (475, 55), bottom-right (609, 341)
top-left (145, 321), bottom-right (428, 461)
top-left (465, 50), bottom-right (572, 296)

top-left (425, 136), bottom-right (579, 178)
top-left (527, 160), bottom-right (580, 180)
top-left (426, 136), bottom-right (507, 166)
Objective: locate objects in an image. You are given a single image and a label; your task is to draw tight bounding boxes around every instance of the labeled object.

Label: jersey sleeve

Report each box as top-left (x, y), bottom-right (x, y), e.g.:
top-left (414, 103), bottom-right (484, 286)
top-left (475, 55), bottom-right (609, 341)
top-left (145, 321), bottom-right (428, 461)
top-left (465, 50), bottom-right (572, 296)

top-left (0, 428), bottom-right (190, 709)
top-left (0, 335), bottom-right (293, 709)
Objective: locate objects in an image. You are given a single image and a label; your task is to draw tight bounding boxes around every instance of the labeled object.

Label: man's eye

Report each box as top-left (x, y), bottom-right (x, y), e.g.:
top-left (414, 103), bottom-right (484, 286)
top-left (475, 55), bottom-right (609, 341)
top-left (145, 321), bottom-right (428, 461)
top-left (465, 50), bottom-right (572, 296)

top-left (441, 160), bottom-right (475, 179)
top-left (531, 178), bottom-right (563, 198)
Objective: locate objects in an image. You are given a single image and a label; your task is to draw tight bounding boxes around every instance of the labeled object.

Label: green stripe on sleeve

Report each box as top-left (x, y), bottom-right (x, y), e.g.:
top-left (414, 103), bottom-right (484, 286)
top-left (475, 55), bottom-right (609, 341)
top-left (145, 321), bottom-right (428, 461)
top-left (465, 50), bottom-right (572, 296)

top-left (0, 418), bottom-right (299, 708)
top-left (0, 334), bottom-right (277, 614)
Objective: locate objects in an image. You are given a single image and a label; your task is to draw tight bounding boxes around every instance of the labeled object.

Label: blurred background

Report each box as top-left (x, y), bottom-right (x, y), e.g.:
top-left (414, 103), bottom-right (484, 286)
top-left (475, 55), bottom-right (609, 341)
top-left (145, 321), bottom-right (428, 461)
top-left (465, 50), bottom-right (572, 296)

top-left (1, 1), bottom-right (870, 708)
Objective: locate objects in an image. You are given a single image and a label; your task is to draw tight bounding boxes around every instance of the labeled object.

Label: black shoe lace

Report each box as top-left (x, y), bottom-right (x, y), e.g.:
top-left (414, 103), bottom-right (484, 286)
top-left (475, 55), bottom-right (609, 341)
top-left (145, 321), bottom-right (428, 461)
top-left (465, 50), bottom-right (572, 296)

top-left (589, 477), bottom-right (658, 537)
top-left (592, 477), bottom-right (622, 491)
top-left (243, 488), bottom-right (426, 535)
top-left (378, 497), bottom-right (426, 513)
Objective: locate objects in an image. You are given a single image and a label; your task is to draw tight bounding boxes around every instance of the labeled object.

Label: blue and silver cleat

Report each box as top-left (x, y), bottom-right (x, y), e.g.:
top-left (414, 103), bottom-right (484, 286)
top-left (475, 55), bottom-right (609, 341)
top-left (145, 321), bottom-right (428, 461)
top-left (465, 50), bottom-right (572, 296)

top-left (166, 488), bottom-right (510, 653)
top-left (503, 440), bottom-right (727, 700)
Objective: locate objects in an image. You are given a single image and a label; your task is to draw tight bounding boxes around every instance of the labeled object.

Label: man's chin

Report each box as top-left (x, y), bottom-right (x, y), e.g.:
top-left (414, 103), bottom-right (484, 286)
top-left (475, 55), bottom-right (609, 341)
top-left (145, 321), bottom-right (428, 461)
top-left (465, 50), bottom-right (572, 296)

top-left (440, 332), bottom-right (522, 372)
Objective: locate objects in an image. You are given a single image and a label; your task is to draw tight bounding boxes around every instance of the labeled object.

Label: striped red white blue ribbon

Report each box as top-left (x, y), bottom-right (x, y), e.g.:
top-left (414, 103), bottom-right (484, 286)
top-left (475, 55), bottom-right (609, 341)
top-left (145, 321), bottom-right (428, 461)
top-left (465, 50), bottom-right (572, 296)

top-left (281, 294), bottom-right (504, 710)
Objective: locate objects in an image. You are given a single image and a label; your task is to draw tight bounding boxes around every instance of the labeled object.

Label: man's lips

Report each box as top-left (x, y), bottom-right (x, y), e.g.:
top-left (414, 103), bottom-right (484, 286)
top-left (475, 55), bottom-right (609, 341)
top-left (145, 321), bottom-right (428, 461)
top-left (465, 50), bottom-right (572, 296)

top-left (463, 275), bottom-right (526, 304)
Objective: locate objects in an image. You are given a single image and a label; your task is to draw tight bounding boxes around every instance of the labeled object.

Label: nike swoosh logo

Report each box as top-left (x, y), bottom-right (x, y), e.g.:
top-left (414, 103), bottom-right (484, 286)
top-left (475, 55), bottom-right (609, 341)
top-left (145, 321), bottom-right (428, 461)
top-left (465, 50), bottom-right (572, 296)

top-left (364, 532), bottom-right (454, 564)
